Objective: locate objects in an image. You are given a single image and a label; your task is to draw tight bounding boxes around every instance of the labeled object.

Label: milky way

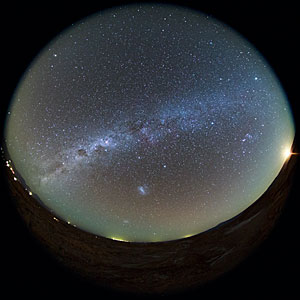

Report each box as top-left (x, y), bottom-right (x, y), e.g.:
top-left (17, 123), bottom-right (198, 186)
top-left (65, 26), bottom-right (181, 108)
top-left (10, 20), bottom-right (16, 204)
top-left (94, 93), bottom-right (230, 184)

top-left (5, 4), bottom-right (295, 241)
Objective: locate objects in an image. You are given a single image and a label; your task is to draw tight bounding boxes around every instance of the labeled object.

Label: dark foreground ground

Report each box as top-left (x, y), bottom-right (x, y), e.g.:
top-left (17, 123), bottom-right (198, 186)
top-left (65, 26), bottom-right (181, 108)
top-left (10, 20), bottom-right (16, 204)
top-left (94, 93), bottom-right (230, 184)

top-left (1, 143), bottom-right (299, 297)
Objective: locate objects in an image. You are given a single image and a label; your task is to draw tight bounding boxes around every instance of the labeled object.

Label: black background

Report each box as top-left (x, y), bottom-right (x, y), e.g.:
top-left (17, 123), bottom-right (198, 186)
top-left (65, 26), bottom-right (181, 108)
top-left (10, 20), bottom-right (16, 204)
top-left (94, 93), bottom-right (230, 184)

top-left (1, 0), bottom-right (299, 298)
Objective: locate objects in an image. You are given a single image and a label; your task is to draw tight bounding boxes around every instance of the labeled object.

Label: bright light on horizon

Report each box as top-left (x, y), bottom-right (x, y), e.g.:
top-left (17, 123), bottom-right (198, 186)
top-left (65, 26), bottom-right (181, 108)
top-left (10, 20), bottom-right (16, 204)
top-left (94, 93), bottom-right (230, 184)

top-left (110, 236), bottom-right (129, 242)
top-left (283, 147), bottom-right (292, 160)
top-left (283, 146), bottom-right (298, 161)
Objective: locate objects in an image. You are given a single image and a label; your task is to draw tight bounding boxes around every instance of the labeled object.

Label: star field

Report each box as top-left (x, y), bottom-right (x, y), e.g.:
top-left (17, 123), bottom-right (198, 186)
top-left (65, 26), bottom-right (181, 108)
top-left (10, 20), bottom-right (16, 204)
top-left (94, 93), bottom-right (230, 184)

top-left (5, 4), bottom-right (295, 241)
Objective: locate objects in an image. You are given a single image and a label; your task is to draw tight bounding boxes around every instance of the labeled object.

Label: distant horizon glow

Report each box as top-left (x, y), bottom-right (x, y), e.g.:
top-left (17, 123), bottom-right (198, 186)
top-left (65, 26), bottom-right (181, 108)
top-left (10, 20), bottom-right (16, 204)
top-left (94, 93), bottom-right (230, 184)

top-left (283, 147), bottom-right (292, 160)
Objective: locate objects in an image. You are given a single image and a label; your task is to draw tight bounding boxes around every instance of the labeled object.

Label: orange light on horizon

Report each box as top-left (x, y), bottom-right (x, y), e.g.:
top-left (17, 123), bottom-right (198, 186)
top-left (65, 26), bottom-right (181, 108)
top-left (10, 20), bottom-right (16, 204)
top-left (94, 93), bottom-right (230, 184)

top-left (283, 147), bottom-right (298, 161)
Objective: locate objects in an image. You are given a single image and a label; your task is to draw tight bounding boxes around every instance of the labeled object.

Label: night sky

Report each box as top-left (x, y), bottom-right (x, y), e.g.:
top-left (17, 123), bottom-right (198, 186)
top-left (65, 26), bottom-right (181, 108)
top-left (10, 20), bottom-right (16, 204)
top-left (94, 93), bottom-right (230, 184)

top-left (5, 3), bottom-right (294, 242)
